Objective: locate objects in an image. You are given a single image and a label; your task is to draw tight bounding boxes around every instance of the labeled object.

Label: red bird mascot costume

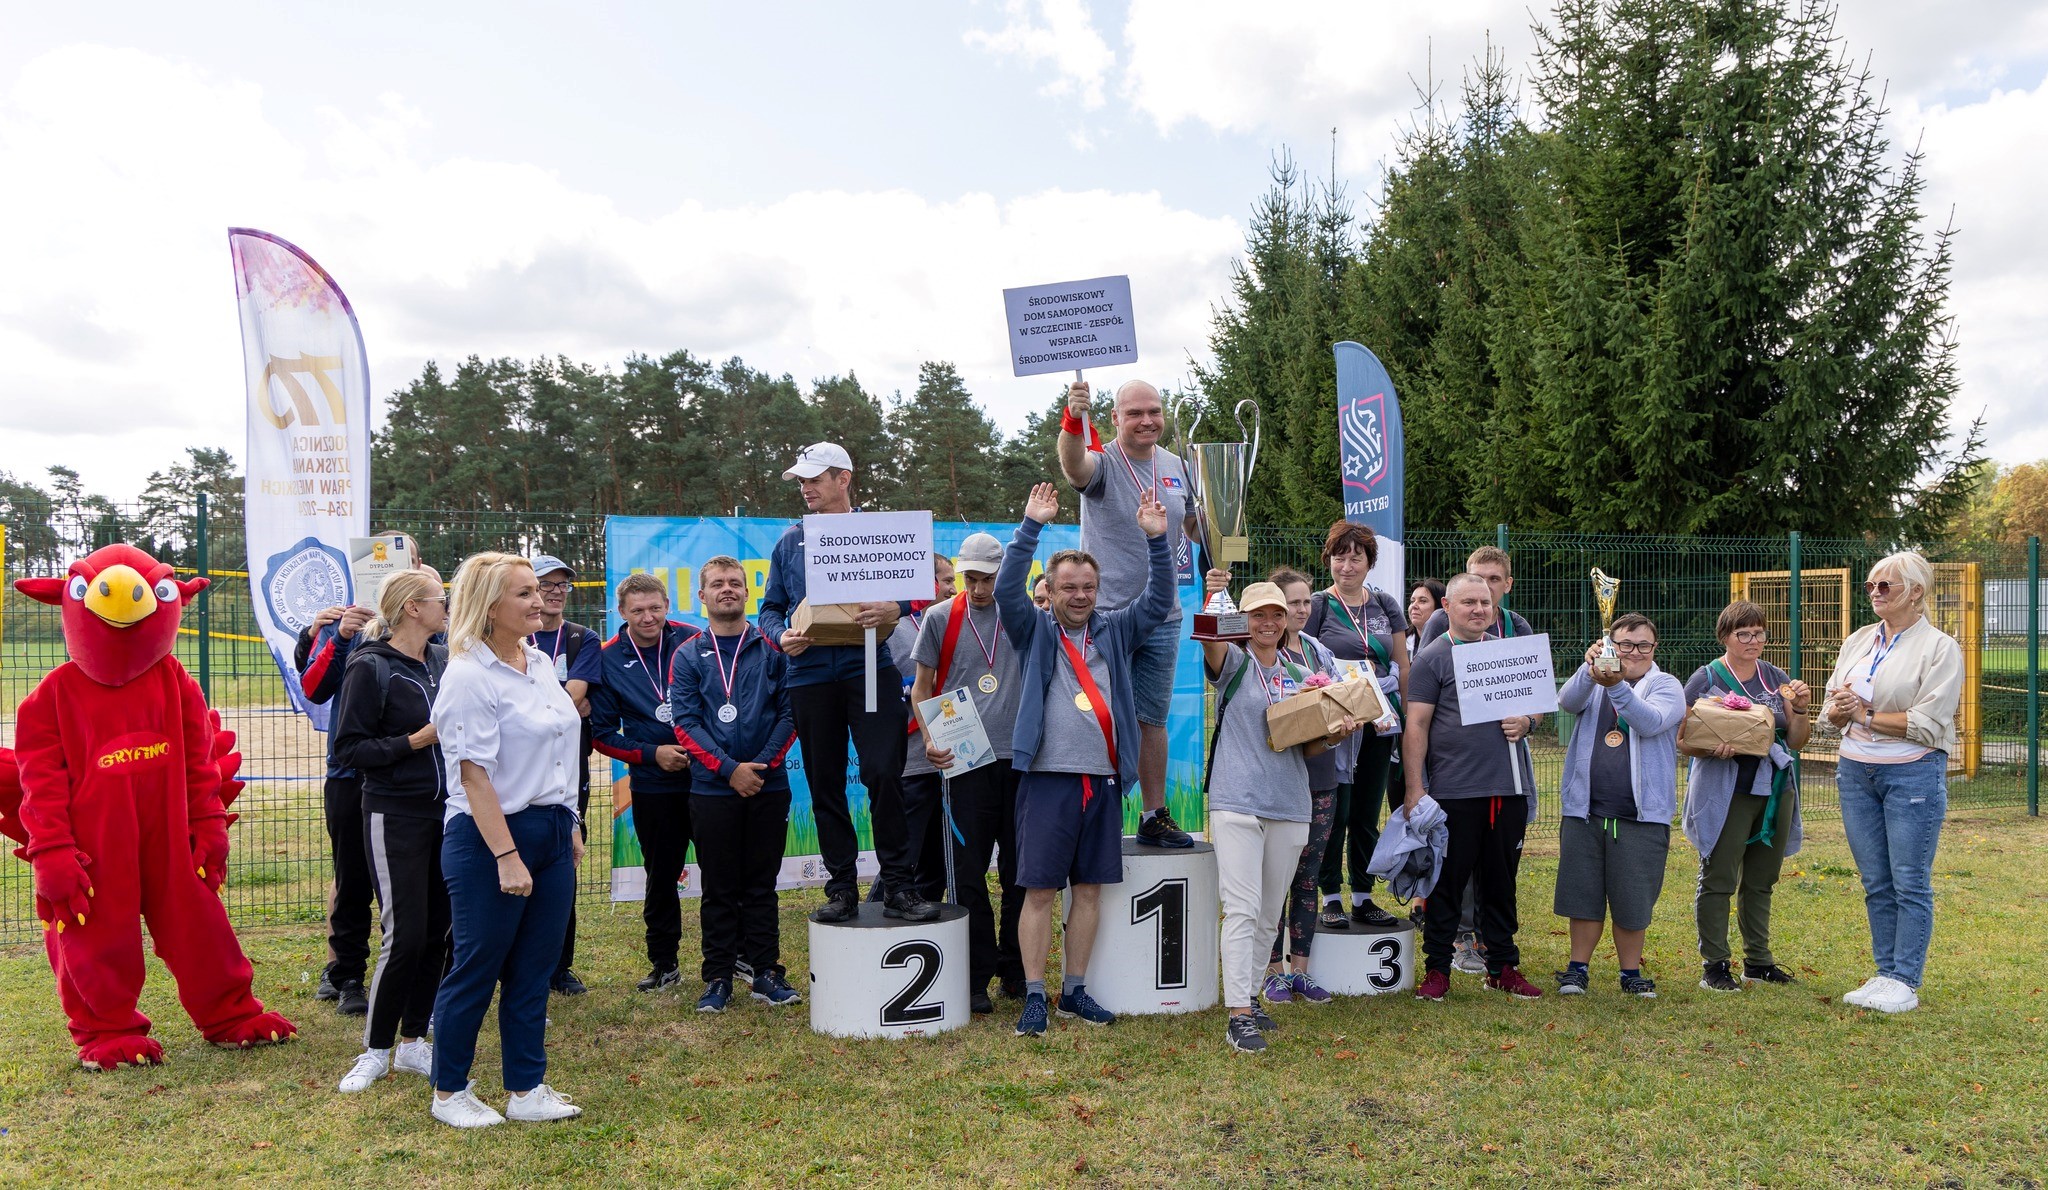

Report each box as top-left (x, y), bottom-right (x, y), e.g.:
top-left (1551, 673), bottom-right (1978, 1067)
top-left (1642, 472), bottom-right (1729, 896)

top-left (0, 544), bottom-right (295, 1069)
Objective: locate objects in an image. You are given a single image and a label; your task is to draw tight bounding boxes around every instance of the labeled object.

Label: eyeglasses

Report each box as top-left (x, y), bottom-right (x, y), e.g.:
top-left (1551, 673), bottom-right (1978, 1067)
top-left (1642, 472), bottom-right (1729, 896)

top-left (538, 581), bottom-right (572, 594)
top-left (1613, 641), bottom-right (1656, 655)
top-left (1731, 630), bottom-right (1767, 644)
top-left (410, 597), bottom-right (449, 608)
top-left (1863, 580), bottom-right (1901, 596)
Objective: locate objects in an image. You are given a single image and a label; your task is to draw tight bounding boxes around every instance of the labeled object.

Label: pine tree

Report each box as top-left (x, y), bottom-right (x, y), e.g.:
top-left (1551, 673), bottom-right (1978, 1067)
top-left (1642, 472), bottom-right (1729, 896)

top-left (889, 362), bottom-right (1005, 522)
top-left (811, 373), bottom-right (897, 509)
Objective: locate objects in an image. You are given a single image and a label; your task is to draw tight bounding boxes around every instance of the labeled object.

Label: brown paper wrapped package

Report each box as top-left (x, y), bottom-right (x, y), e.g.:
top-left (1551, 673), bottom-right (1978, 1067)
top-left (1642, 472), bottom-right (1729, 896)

top-left (1322, 676), bottom-right (1393, 724)
top-left (1679, 696), bottom-right (1776, 758)
top-left (1265, 688), bottom-right (1348, 752)
top-left (791, 599), bottom-right (871, 648)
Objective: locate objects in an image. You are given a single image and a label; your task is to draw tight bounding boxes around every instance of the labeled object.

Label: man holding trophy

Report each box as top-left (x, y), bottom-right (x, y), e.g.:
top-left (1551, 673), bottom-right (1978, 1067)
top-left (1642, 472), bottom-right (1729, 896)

top-left (1059, 379), bottom-right (1206, 848)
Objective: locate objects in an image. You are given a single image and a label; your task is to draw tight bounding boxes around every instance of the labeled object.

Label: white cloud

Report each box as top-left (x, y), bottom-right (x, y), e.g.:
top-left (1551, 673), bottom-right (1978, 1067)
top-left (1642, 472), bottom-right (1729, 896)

top-left (1897, 75), bottom-right (2048, 465)
top-left (964, 0), bottom-right (1117, 108)
top-left (0, 44), bottom-right (1241, 501)
top-left (1119, 0), bottom-right (1538, 175)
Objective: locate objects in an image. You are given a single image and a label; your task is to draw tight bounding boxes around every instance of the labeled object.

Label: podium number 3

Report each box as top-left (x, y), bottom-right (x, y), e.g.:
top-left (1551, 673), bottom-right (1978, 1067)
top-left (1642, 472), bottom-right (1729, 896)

top-left (880, 940), bottom-right (945, 1027)
top-left (1368, 937), bottom-right (1403, 991)
top-left (1131, 878), bottom-right (1188, 990)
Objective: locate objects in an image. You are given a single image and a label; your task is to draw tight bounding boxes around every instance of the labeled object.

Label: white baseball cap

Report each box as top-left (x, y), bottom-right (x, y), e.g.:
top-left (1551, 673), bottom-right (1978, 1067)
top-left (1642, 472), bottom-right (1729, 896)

top-left (955, 533), bottom-right (1003, 576)
top-left (783, 442), bottom-right (854, 480)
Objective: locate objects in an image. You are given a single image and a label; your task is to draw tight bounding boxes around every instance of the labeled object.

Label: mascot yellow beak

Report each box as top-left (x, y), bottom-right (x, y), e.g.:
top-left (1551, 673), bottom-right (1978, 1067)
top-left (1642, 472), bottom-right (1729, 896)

top-left (83, 564), bottom-right (158, 628)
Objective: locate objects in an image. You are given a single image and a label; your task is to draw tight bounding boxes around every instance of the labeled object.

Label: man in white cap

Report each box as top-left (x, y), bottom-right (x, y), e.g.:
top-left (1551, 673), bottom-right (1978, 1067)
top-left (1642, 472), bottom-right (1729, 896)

top-left (1059, 379), bottom-right (1196, 848)
top-left (905, 532), bottom-right (1028, 1012)
top-left (527, 552), bottom-right (602, 996)
top-left (758, 442), bottom-right (938, 924)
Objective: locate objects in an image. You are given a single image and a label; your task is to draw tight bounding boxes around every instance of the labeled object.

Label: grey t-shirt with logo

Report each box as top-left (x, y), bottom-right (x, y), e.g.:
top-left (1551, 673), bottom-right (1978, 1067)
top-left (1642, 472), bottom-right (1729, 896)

top-left (1206, 645), bottom-right (1312, 822)
top-left (1032, 626), bottom-right (1115, 776)
top-left (905, 598), bottom-right (1023, 777)
top-left (1406, 635), bottom-right (1538, 799)
top-left (1077, 442), bottom-right (1190, 621)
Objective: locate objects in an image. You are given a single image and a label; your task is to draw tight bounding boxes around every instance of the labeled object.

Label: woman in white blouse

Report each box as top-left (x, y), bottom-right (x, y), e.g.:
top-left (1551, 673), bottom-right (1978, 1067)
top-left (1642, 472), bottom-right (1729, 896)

top-left (426, 553), bottom-right (586, 1127)
top-left (1823, 551), bottom-right (1964, 1015)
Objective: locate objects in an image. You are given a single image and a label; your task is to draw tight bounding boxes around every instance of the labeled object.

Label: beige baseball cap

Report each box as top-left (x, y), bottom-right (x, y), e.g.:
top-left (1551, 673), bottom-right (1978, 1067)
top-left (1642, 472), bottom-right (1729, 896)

top-left (1238, 581), bottom-right (1288, 615)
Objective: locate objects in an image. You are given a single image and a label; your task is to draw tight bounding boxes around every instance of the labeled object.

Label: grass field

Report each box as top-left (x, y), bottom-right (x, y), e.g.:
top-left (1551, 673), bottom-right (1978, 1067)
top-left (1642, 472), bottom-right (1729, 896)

top-left (1, 811), bottom-right (2044, 1185)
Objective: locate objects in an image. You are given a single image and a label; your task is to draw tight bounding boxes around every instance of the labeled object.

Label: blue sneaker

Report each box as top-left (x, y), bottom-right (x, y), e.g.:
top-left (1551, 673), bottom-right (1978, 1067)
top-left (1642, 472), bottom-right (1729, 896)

top-left (696, 978), bottom-right (732, 1013)
top-left (1015, 992), bottom-right (1049, 1037)
top-left (1262, 972), bottom-right (1294, 1004)
top-left (750, 971), bottom-right (801, 1006)
top-left (1286, 972), bottom-right (1333, 1004)
top-left (1056, 986), bottom-right (1116, 1026)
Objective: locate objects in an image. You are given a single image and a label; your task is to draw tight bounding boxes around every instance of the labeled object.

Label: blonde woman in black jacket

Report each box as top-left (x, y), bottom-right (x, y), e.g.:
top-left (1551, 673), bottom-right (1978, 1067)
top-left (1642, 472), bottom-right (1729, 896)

top-left (331, 567), bottom-right (449, 1094)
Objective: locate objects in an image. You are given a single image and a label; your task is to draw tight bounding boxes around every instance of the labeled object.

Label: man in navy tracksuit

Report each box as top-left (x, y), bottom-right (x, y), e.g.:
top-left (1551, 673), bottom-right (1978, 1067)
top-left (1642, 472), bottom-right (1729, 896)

top-left (758, 441), bottom-right (937, 925)
top-left (669, 555), bottom-right (801, 1013)
top-left (589, 572), bottom-right (701, 992)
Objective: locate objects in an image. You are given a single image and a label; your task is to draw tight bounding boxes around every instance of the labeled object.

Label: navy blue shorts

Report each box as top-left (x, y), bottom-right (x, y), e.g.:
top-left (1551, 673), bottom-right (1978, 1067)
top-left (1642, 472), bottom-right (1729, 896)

top-left (1015, 771), bottom-right (1124, 889)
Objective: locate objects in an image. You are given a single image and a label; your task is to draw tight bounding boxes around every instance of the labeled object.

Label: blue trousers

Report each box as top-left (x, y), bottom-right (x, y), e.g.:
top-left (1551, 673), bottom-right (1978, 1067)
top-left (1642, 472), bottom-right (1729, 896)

top-left (431, 804), bottom-right (576, 1093)
top-left (1837, 752), bottom-right (1947, 989)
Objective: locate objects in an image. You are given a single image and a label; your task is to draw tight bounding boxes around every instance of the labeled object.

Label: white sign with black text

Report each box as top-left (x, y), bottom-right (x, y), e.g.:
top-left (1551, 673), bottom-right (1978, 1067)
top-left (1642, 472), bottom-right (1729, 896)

top-left (802, 510), bottom-right (935, 606)
top-left (1449, 633), bottom-right (1559, 724)
top-left (1001, 274), bottom-right (1139, 377)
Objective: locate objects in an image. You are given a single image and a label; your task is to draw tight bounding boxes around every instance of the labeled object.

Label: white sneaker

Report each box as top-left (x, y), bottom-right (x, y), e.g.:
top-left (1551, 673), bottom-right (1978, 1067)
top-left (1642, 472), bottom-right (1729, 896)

top-left (338, 1049), bottom-right (391, 1093)
top-left (1841, 976), bottom-right (1887, 1007)
top-left (392, 1038), bottom-right (433, 1078)
top-left (505, 1083), bottom-right (583, 1123)
top-left (1864, 978), bottom-right (1920, 1014)
top-left (431, 1083), bottom-right (505, 1128)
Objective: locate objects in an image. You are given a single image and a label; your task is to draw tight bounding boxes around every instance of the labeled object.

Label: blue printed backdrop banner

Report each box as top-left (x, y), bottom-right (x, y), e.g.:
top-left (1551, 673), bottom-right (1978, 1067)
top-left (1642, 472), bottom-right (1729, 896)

top-left (603, 515), bottom-right (1205, 901)
top-left (1334, 340), bottom-right (1406, 597)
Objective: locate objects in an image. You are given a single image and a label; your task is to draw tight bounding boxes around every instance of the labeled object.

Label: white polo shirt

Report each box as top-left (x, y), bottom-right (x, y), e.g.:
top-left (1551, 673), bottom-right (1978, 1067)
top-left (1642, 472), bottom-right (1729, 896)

top-left (433, 641), bottom-right (583, 824)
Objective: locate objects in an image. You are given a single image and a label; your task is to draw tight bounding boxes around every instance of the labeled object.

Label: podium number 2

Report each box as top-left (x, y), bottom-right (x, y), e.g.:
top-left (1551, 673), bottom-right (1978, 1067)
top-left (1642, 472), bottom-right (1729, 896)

top-left (880, 940), bottom-right (944, 1027)
top-left (1130, 878), bottom-right (1188, 990)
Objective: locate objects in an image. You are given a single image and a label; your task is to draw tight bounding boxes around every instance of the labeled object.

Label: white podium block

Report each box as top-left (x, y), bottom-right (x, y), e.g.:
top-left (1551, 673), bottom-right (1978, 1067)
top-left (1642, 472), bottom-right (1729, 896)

top-left (1062, 839), bottom-right (1220, 1015)
top-left (808, 903), bottom-right (971, 1039)
top-left (1305, 922), bottom-right (1417, 995)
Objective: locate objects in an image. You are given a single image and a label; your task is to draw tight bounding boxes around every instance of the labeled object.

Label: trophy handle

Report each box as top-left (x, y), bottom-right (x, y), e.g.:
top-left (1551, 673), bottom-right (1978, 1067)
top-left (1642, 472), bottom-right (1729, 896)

top-left (1183, 400), bottom-right (1206, 451)
top-left (1233, 399), bottom-right (1262, 478)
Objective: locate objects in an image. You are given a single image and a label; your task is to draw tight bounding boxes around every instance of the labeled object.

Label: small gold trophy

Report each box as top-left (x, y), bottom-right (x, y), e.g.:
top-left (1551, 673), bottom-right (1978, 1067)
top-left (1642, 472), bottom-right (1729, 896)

top-left (1590, 567), bottom-right (1621, 674)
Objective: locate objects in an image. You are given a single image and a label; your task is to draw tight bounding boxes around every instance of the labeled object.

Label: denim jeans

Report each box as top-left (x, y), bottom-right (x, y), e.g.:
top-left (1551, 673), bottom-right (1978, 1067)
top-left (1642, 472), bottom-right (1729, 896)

top-left (1836, 752), bottom-right (1947, 989)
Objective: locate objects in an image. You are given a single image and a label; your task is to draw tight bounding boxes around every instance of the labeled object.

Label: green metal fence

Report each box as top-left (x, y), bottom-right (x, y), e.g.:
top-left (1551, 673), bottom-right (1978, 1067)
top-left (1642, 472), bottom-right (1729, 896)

top-left (1, 504), bottom-right (2040, 945)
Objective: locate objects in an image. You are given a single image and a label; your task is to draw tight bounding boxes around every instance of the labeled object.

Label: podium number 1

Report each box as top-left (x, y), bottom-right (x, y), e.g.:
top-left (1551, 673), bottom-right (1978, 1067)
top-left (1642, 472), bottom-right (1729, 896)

top-left (1130, 878), bottom-right (1188, 990)
top-left (880, 940), bottom-right (945, 1027)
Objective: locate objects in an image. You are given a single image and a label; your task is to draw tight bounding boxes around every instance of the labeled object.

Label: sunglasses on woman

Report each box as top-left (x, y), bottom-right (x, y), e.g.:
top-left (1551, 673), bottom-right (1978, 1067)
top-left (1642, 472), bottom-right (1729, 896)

top-left (1863, 580), bottom-right (1901, 596)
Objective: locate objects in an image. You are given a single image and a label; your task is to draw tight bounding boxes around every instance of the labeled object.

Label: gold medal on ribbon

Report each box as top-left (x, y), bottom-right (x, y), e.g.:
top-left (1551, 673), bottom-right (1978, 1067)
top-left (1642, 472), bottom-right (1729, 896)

top-left (1074, 691), bottom-right (1092, 713)
top-left (979, 673), bottom-right (999, 695)
top-left (1604, 729), bottom-right (1624, 748)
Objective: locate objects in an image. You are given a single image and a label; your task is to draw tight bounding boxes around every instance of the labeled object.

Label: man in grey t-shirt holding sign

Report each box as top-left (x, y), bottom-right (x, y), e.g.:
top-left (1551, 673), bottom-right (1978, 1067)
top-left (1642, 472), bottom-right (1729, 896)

top-left (1058, 378), bottom-right (1200, 849)
top-left (1403, 573), bottom-right (1546, 1003)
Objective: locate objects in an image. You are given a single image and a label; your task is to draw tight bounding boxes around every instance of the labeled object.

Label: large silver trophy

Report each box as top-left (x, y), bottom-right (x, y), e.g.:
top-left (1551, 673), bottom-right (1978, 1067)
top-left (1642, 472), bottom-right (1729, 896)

top-left (1171, 397), bottom-right (1262, 642)
top-left (1590, 567), bottom-right (1622, 674)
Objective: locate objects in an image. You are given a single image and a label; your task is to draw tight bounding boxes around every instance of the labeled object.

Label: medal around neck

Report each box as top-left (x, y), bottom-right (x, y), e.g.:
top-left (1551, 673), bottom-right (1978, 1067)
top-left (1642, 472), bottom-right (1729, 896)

top-left (717, 702), bottom-right (738, 724)
top-left (1590, 567), bottom-right (1622, 674)
top-left (978, 673), bottom-right (999, 695)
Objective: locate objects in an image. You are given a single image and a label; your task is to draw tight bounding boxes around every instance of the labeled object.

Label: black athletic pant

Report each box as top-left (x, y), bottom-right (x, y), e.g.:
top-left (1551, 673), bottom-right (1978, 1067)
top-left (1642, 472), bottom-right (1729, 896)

top-left (362, 810), bottom-right (450, 1049)
top-left (555, 767), bottom-right (591, 977)
top-left (905, 763), bottom-right (1025, 990)
top-left (1422, 794), bottom-right (1527, 976)
top-left (1320, 733), bottom-right (1396, 899)
top-left (791, 679), bottom-right (914, 899)
top-left (692, 787), bottom-right (792, 983)
top-left (897, 768), bottom-right (953, 902)
top-left (323, 776), bottom-right (373, 984)
top-left (634, 785), bottom-right (694, 970)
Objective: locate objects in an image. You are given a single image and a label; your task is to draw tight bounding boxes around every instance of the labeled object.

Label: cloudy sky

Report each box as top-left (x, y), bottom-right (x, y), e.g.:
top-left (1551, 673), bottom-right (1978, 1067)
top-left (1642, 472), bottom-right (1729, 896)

top-left (3, 0), bottom-right (2044, 502)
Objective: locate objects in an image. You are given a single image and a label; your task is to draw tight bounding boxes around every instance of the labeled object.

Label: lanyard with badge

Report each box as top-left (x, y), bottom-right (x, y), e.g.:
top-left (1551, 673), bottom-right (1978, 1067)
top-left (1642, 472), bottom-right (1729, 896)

top-left (964, 602), bottom-right (1002, 694)
top-left (627, 632), bottom-right (672, 723)
top-left (708, 627), bottom-right (750, 724)
top-left (1851, 621), bottom-right (1909, 704)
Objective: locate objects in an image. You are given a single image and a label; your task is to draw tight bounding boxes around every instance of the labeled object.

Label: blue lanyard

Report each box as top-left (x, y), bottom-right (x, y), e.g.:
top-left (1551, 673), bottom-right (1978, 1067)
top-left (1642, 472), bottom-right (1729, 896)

top-left (1867, 621), bottom-right (1910, 682)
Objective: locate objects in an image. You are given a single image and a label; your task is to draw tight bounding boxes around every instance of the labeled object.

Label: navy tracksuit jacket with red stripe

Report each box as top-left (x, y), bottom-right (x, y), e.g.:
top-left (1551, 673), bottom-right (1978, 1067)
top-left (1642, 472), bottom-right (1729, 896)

top-left (666, 624), bottom-right (797, 796)
top-left (589, 621), bottom-right (700, 795)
